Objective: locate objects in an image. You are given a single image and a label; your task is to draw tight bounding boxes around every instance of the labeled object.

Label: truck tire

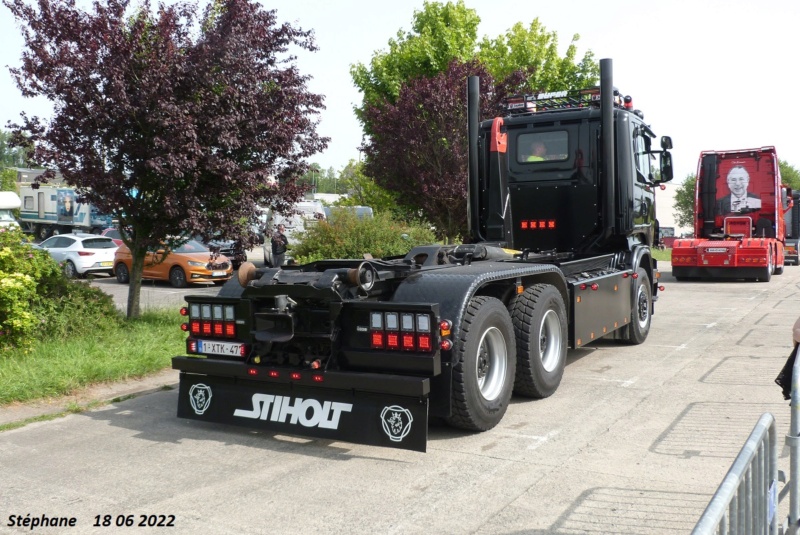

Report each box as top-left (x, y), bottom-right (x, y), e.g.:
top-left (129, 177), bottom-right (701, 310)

top-left (508, 284), bottom-right (567, 398)
top-left (115, 262), bottom-right (130, 284)
top-left (624, 266), bottom-right (652, 345)
top-left (446, 296), bottom-right (516, 432)
top-left (759, 250), bottom-right (773, 282)
top-left (36, 224), bottom-right (50, 241)
top-left (169, 266), bottom-right (188, 288)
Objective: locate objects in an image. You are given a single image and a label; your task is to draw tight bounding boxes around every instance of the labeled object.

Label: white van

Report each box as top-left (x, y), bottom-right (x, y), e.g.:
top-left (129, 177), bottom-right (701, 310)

top-left (0, 191), bottom-right (21, 229)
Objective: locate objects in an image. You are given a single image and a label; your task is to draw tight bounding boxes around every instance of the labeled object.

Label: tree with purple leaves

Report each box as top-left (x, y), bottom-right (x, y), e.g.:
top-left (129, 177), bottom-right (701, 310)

top-left (4, 0), bottom-right (328, 317)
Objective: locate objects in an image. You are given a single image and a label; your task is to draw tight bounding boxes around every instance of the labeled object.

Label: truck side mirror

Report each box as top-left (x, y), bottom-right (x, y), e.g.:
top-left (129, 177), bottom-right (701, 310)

top-left (660, 152), bottom-right (674, 182)
top-left (661, 136), bottom-right (673, 150)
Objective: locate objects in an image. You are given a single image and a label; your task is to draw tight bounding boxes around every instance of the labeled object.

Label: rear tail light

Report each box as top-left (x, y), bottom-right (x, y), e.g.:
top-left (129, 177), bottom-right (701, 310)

top-left (77, 251), bottom-right (95, 256)
top-left (366, 311), bottom-right (444, 353)
top-left (183, 303), bottom-right (237, 339)
top-left (387, 332), bottom-right (400, 350)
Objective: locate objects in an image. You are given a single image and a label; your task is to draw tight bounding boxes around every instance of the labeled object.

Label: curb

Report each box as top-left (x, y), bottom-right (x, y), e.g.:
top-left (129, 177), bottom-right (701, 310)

top-left (0, 368), bottom-right (179, 427)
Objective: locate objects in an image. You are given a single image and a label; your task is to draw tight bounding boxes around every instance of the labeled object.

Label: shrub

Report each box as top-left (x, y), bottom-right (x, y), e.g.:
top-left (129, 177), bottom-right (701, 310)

top-left (0, 226), bottom-right (123, 351)
top-left (291, 209), bottom-right (438, 264)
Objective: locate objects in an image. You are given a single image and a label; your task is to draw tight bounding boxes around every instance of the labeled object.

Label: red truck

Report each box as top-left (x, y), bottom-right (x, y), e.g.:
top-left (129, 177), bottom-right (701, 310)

top-left (672, 146), bottom-right (792, 282)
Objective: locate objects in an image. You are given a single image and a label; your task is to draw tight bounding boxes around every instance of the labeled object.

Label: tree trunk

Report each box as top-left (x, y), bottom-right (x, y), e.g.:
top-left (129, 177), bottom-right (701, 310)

top-left (126, 238), bottom-right (147, 319)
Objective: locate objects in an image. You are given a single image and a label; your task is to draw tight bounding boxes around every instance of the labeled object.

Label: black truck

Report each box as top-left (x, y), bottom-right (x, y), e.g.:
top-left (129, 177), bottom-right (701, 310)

top-left (172, 59), bottom-right (674, 452)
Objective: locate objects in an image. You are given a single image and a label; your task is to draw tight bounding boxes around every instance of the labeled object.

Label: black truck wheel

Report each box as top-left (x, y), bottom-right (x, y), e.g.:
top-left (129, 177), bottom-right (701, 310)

top-left (36, 224), bottom-right (50, 241)
top-left (508, 284), bottom-right (567, 398)
top-left (624, 266), bottom-right (652, 345)
top-left (446, 296), bottom-right (516, 432)
top-left (759, 250), bottom-right (773, 282)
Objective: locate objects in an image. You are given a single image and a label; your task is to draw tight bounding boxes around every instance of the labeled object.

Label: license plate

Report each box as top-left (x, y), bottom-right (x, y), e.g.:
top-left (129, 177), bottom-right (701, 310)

top-left (100, 261), bottom-right (112, 267)
top-left (197, 339), bottom-right (243, 357)
top-left (212, 271), bottom-right (227, 277)
top-left (706, 248), bottom-right (728, 253)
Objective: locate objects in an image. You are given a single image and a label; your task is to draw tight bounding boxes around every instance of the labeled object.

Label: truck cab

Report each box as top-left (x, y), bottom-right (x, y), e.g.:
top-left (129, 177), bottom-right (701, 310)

top-left (672, 146), bottom-right (789, 281)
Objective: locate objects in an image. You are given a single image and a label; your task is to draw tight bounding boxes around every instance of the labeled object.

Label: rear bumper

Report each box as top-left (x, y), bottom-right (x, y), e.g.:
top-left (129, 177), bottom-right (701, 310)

top-left (173, 357), bottom-right (430, 452)
top-left (672, 266), bottom-right (767, 280)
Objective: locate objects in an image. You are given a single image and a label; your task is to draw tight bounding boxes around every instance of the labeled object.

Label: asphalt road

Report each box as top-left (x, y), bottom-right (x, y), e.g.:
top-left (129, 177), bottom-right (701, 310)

top-left (3, 260), bottom-right (799, 534)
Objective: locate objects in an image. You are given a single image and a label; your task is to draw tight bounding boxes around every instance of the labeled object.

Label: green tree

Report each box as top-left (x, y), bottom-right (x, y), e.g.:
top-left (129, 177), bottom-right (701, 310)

top-left (780, 160), bottom-right (800, 191)
top-left (476, 20), bottom-right (598, 92)
top-left (335, 159), bottom-right (401, 216)
top-left (1, 168), bottom-right (17, 193)
top-left (350, 0), bottom-right (479, 127)
top-left (0, 129), bottom-right (31, 168)
top-left (673, 174), bottom-right (696, 229)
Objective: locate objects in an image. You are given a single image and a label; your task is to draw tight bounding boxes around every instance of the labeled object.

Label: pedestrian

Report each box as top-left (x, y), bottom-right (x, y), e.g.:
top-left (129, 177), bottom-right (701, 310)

top-left (271, 224), bottom-right (289, 267)
top-left (775, 315), bottom-right (800, 400)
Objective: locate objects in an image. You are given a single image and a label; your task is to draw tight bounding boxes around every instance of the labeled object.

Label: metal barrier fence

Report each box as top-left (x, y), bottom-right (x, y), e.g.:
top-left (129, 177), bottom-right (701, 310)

top-left (693, 351), bottom-right (800, 534)
top-left (691, 413), bottom-right (778, 535)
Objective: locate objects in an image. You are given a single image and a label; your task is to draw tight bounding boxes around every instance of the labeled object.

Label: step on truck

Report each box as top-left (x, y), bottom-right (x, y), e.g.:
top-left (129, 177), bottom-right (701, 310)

top-left (17, 183), bottom-right (114, 240)
top-left (172, 58), bottom-right (674, 452)
top-left (672, 147), bottom-right (792, 282)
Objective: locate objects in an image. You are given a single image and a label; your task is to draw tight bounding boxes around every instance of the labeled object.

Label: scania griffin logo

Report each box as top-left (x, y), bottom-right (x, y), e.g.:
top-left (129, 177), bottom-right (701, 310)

top-left (189, 384), bottom-right (213, 415)
top-left (233, 394), bottom-right (353, 429)
top-left (380, 405), bottom-right (413, 442)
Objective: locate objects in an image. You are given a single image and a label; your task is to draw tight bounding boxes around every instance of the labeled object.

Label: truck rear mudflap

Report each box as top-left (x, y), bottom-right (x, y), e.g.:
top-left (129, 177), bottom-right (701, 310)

top-left (175, 367), bottom-right (430, 453)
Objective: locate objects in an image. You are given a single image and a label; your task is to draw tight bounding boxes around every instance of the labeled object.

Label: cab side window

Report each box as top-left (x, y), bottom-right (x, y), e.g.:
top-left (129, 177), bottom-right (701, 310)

top-left (632, 131), bottom-right (652, 183)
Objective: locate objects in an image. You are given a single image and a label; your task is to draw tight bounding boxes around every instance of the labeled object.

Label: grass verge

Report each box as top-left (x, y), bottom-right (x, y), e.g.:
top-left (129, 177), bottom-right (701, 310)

top-left (652, 248), bottom-right (672, 262)
top-left (0, 310), bottom-right (184, 406)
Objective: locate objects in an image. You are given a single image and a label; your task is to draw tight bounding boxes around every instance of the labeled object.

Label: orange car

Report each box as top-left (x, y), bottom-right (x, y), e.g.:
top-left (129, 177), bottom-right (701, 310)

top-left (113, 239), bottom-right (233, 287)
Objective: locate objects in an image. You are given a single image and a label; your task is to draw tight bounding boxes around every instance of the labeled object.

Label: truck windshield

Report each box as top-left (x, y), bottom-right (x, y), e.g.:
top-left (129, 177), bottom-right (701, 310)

top-left (0, 210), bottom-right (15, 222)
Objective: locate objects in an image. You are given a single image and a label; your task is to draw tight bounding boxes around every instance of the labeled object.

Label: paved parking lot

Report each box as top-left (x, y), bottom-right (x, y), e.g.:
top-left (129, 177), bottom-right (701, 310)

top-left (5, 260), bottom-right (798, 534)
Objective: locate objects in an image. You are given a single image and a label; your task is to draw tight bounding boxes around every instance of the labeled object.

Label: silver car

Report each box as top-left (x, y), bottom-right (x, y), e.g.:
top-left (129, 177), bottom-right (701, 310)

top-left (35, 233), bottom-right (118, 278)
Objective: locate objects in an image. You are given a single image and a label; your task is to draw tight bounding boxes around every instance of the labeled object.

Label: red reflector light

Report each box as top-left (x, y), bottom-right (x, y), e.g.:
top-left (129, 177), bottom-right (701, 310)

top-left (402, 333), bottom-right (415, 350)
top-left (659, 285), bottom-right (665, 291)
top-left (632, 273), bottom-right (639, 279)
top-left (591, 283), bottom-right (599, 291)
top-left (188, 340), bottom-right (197, 353)
top-left (239, 345), bottom-right (248, 357)
top-left (371, 331), bottom-right (384, 349)
top-left (247, 368), bottom-right (258, 376)
top-left (213, 322), bottom-right (223, 336)
top-left (225, 322), bottom-right (236, 337)
top-left (579, 283), bottom-right (587, 290)
top-left (202, 321), bottom-right (212, 335)
top-left (290, 372), bottom-right (301, 380)
top-left (180, 323), bottom-right (189, 332)
top-left (180, 307), bottom-right (189, 316)
top-left (268, 370), bottom-right (279, 378)
top-left (418, 334), bottom-right (432, 351)
top-left (387, 333), bottom-right (399, 349)
top-left (622, 273), bottom-right (629, 278)
top-left (440, 339), bottom-right (453, 351)
top-left (190, 321), bottom-right (200, 335)
top-left (547, 220), bottom-right (556, 229)
top-left (521, 221), bottom-right (529, 229)
top-left (312, 375), bottom-right (324, 383)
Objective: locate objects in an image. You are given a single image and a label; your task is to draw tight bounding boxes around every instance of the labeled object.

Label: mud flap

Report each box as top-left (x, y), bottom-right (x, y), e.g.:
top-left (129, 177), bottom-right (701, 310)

top-left (177, 374), bottom-right (429, 452)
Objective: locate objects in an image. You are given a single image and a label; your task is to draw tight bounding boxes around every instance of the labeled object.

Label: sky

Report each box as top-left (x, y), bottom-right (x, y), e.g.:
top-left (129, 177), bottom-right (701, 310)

top-left (2, 0), bottom-right (799, 188)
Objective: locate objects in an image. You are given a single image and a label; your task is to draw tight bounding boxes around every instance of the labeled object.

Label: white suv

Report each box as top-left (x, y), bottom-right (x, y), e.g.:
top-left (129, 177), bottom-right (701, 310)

top-left (35, 233), bottom-right (118, 278)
